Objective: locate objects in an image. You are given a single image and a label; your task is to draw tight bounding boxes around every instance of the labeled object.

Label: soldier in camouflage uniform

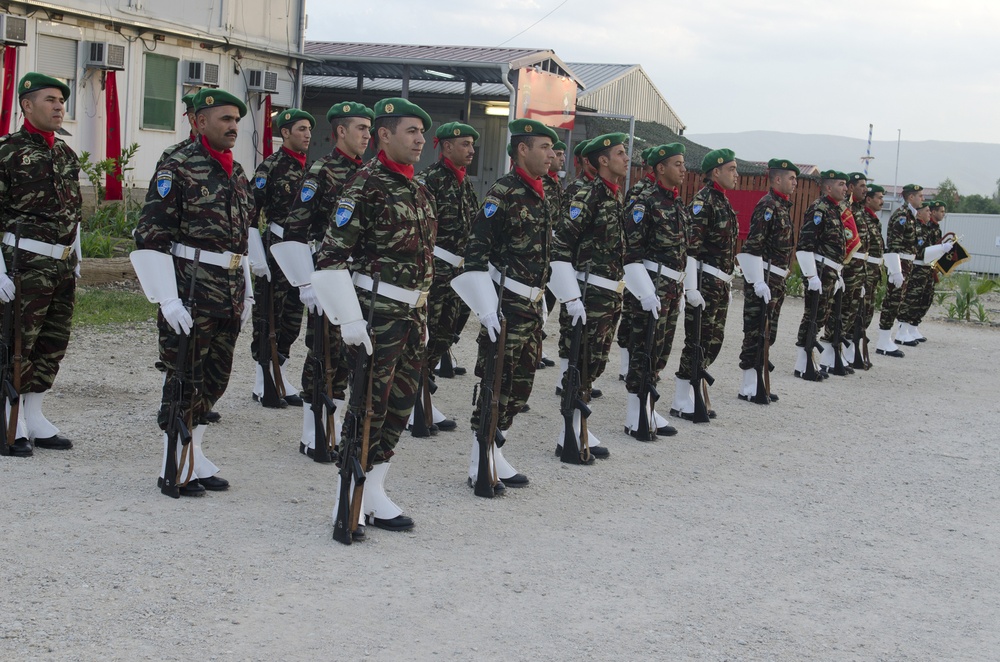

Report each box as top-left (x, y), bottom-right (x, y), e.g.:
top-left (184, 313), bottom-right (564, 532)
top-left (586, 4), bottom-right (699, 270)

top-left (453, 118), bottom-right (556, 492)
top-left (564, 139), bottom-right (596, 201)
top-left (279, 101), bottom-right (373, 458)
top-left (735, 158), bottom-right (799, 402)
top-left (671, 148), bottom-right (739, 420)
top-left (793, 170), bottom-right (848, 380)
top-left (912, 200), bottom-right (947, 336)
top-left (312, 98), bottom-right (435, 532)
top-left (550, 132), bottom-right (632, 458)
top-left (898, 200), bottom-right (952, 345)
top-left (828, 173), bottom-right (870, 368)
top-left (860, 185), bottom-right (887, 340)
top-left (537, 139), bottom-right (566, 373)
top-left (248, 108), bottom-right (314, 408)
top-left (0, 73), bottom-right (82, 457)
top-left (621, 144), bottom-right (689, 438)
top-left (134, 89), bottom-right (254, 496)
top-left (875, 184), bottom-right (923, 357)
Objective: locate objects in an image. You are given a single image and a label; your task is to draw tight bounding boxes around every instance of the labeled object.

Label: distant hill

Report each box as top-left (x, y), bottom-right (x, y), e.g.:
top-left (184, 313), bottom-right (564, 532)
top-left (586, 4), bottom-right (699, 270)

top-left (686, 131), bottom-right (1000, 196)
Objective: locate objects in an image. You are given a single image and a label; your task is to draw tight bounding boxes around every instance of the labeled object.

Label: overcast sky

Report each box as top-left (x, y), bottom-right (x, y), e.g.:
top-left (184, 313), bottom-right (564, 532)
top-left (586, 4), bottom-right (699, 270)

top-left (305, 0), bottom-right (1000, 145)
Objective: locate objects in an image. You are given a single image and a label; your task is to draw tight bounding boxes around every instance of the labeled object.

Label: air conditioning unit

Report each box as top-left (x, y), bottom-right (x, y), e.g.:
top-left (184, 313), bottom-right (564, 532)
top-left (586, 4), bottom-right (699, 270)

top-left (0, 14), bottom-right (27, 46)
top-left (83, 42), bottom-right (126, 71)
top-left (246, 69), bottom-right (278, 94)
top-left (184, 60), bottom-right (220, 87)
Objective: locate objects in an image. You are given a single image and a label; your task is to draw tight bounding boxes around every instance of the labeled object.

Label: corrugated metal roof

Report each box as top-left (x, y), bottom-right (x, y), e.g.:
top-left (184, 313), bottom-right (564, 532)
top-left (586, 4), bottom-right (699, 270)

top-left (569, 62), bottom-right (685, 133)
top-left (566, 63), bottom-right (636, 93)
top-left (305, 42), bottom-right (545, 65)
top-left (302, 75), bottom-right (508, 98)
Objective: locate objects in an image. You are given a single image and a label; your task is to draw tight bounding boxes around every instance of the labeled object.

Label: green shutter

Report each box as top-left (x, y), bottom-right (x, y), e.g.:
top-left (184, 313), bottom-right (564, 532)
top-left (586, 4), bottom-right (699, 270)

top-left (142, 53), bottom-right (177, 131)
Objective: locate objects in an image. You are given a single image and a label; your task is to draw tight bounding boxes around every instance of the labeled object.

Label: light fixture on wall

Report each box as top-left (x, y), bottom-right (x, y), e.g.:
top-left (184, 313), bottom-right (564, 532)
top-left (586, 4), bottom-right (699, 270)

top-left (423, 69), bottom-right (455, 79)
top-left (484, 104), bottom-right (510, 117)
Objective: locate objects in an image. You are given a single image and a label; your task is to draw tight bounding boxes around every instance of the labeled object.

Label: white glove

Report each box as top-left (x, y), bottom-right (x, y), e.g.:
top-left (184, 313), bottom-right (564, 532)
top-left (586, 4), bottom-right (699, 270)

top-left (478, 311), bottom-right (502, 343)
top-left (753, 280), bottom-right (771, 304)
top-left (160, 298), bottom-right (193, 336)
top-left (565, 298), bottom-right (587, 325)
top-left (685, 288), bottom-right (706, 308)
top-left (942, 240), bottom-right (955, 252)
top-left (251, 261), bottom-right (271, 280)
top-left (639, 292), bottom-right (660, 319)
top-left (834, 276), bottom-right (845, 293)
top-left (860, 285), bottom-right (866, 297)
top-left (341, 319), bottom-right (373, 356)
top-left (807, 275), bottom-right (822, 292)
top-left (889, 272), bottom-right (904, 288)
top-left (298, 284), bottom-right (323, 315)
top-left (241, 297), bottom-right (254, 328)
top-left (0, 273), bottom-right (14, 303)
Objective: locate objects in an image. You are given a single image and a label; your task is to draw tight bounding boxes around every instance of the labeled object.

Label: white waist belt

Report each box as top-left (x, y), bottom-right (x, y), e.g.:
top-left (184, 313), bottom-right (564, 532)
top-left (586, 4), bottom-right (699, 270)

top-left (899, 253), bottom-right (916, 261)
top-left (577, 270), bottom-right (626, 294)
top-left (353, 272), bottom-right (428, 308)
top-left (913, 259), bottom-right (930, 267)
top-left (701, 262), bottom-right (734, 284)
top-left (867, 255), bottom-right (883, 265)
top-left (171, 243), bottom-right (246, 270)
top-left (488, 263), bottom-right (544, 302)
top-left (815, 255), bottom-right (844, 274)
top-left (433, 245), bottom-right (465, 268)
top-left (767, 263), bottom-right (789, 278)
top-left (642, 259), bottom-right (684, 283)
top-left (3, 232), bottom-right (73, 260)
top-left (853, 252), bottom-right (868, 261)
top-left (269, 223), bottom-right (285, 239)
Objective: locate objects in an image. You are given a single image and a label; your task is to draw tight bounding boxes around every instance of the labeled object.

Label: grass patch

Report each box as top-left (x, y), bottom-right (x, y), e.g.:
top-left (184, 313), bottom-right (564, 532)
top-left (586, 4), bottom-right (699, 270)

top-left (73, 288), bottom-right (156, 327)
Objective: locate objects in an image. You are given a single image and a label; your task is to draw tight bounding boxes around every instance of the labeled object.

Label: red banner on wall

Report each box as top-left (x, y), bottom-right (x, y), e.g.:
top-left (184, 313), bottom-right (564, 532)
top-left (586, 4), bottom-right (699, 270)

top-left (724, 189), bottom-right (766, 240)
top-left (105, 71), bottom-right (122, 201)
top-left (262, 94), bottom-right (273, 159)
top-left (0, 46), bottom-right (17, 136)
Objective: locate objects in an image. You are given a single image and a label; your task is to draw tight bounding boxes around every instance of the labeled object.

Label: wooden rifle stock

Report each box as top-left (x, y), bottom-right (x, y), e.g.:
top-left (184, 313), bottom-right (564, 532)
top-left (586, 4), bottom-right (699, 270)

top-left (310, 313), bottom-right (335, 463)
top-left (257, 232), bottom-right (284, 407)
top-left (852, 288), bottom-right (868, 370)
top-left (560, 267), bottom-right (592, 462)
top-left (831, 288), bottom-right (848, 376)
top-left (473, 269), bottom-right (506, 496)
top-left (690, 261), bottom-right (712, 423)
top-left (634, 265), bottom-right (662, 440)
top-left (0, 221), bottom-right (22, 456)
top-left (751, 262), bottom-right (772, 405)
top-left (802, 288), bottom-right (823, 381)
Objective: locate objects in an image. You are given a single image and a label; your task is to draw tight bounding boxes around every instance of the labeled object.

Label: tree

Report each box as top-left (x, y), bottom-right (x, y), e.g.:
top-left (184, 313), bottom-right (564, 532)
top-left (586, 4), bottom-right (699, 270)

top-left (937, 178), bottom-right (959, 206)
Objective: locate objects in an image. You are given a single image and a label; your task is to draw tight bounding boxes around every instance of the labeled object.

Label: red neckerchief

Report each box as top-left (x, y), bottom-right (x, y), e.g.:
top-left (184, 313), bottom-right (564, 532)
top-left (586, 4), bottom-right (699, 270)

top-left (24, 118), bottom-right (55, 149)
top-left (771, 188), bottom-right (789, 202)
top-left (825, 195), bottom-right (840, 205)
top-left (189, 132), bottom-right (196, 141)
top-left (712, 181), bottom-right (727, 194)
top-left (584, 171), bottom-right (595, 182)
top-left (645, 172), bottom-right (656, 182)
top-left (657, 181), bottom-right (680, 198)
top-left (335, 147), bottom-right (363, 166)
top-left (865, 207), bottom-right (880, 219)
top-left (515, 166), bottom-right (544, 199)
top-left (201, 135), bottom-right (233, 177)
top-left (377, 150), bottom-right (413, 180)
top-left (442, 157), bottom-right (466, 184)
top-left (282, 146), bottom-right (307, 169)
top-left (547, 170), bottom-right (560, 182)
top-left (601, 176), bottom-right (620, 197)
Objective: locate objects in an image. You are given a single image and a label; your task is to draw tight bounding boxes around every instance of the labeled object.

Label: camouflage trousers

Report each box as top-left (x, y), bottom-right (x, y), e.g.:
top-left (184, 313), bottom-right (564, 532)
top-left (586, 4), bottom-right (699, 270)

top-left (879, 261), bottom-right (912, 330)
top-left (470, 296), bottom-right (543, 432)
top-left (301, 314), bottom-right (350, 402)
top-left (676, 275), bottom-right (730, 379)
top-left (616, 293), bottom-right (639, 349)
top-left (2, 253), bottom-right (76, 393)
top-left (624, 282), bottom-right (682, 394)
top-left (796, 267), bottom-right (838, 347)
top-left (557, 287), bottom-right (622, 392)
top-left (738, 276), bottom-right (786, 370)
top-left (157, 314), bottom-right (241, 429)
top-left (823, 259), bottom-right (865, 343)
top-left (425, 263), bottom-right (469, 372)
top-left (863, 265), bottom-right (883, 330)
top-left (250, 254), bottom-right (303, 361)
top-left (899, 265), bottom-right (935, 326)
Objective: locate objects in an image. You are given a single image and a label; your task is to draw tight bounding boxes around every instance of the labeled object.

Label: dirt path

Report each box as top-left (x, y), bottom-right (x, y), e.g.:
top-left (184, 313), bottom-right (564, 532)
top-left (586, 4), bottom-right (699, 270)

top-left (3, 294), bottom-right (998, 661)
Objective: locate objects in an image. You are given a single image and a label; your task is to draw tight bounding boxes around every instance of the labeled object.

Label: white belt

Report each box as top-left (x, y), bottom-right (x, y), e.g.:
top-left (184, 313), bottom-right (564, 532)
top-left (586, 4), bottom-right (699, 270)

top-left (701, 263), bottom-right (734, 284)
top-left (171, 243), bottom-right (246, 270)
top-left (867, 255), bottom-right (883, 265)
top-left (353, 272), bottom-right (428, 308)
top-left (433, 245), bottom-right (465, 268)
top-left (642, 259), bottom-right (684, 283)
top-left (269, 223), bottom-right (285, 239)
top-left (899, 253), bottom-right (915, 262)
top-left (577, 270), bottom-right (626, 294)
top-left (767, 263), bottom-right (789, 278)
top-left (913, 259), bottom-right (930, 267)
top-left (852, 252), bottom-right (868, 261)
top-left (815, 255), bottom-right (844, 274)
top-left (3, 232), bottom-right (73, 260)
top-left (488, 263), bottom-right (544, 302)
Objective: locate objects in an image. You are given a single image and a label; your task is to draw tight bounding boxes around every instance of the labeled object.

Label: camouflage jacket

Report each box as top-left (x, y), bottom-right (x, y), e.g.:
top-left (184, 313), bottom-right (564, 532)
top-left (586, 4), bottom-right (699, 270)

top-left (741, 189), bottom-right (795, 270)
top-left (562, 173), bottom-right (594, 211)
top-left (0, 126), bottom-right (82, 251)
top-left (624, 183), bottom-right (689, 278)
top-left (282, 148), bottom-right (362, 244)
top-left (887, 205), bottom-right (917, 255)
top-left (252, 147), bottom-right (306, 237)
top-left (688, 183), bottom-right (738, 274)
top-left (552, 177), bottom-right (625, 282)
top-left (156, 134), bottom-right (196, 169)
top-left (419, 158), bottom-right (478, 262)
top-left (861, 206), bottom-right (885, 258)
top-left (797, 196), bottom-right (846, 266)
top-left (850, 200), bottom-right (869, 253)
top-left (542, 172), bottom-right (564, 222)
top-left (465, 169), bottom-right (551, 289)
top-left (625, 173), bottom-right (656, 213)
top-left (925, 220), bottom-right (942, 249)
top-left (135, 139), bottom-right (254, 318)
top-left (315, 157), bottom-right (435, 298)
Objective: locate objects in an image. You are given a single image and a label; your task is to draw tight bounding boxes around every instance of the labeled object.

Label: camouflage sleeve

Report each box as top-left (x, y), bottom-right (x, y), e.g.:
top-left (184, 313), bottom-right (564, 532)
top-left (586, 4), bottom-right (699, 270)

top-left (135, 162), bottom-right (183, 253)
top-left (687, 193), bottom-right (710, 260)
top-left (741, 201), bottom-right (769, 257)
top-left (796, 206), bottom-right (819, 253)
top-left (252, 159), bottom-right (272, 212)
top-left (464, 190), bottom-right (500, 273)
top-left (314, 171), bottom-right (369, 271)
top-left (551, 186), bottom-right (591, 265)
top-left (622, 187), bottom-right (651, 264)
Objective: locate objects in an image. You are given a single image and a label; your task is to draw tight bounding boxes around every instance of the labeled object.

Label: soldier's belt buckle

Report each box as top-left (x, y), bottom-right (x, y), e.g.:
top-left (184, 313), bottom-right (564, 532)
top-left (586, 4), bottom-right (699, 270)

top-left (457, 257), bottom-right (465, 268)
top-left (615, 281), bottom-right (626, 294)
top-left (532, 288), bottom-right (544, 303)
top-left (60, 245), bottom-right (72, 260)
top-left (415, 291), bottom-right (429, 307)
top-left (228, 253), bottom-right (242, 270)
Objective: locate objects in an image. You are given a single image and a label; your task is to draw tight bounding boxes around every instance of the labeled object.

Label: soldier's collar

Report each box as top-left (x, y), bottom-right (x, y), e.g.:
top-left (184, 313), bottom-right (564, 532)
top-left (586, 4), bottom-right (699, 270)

top-left (335, 146), bottom-right (363, 166)
top-left (23, 118), bottom-right (55, 149)
top-left (770, 188), bottom-right (789, 202)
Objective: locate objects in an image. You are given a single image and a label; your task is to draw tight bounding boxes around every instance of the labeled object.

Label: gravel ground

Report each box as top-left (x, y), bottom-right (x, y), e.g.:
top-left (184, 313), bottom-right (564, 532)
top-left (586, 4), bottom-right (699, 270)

top-left (3, 293), bottom-right (999, 661)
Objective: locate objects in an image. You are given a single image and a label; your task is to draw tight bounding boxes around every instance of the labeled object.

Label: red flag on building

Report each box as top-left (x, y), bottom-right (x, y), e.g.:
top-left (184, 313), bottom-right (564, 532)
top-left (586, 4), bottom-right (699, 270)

top-left (0, 46), bottom-right (17, 136)
top-left (262, 94), bottom-right (273, 159)
top-left (105, 71), bottom-right (123, 201)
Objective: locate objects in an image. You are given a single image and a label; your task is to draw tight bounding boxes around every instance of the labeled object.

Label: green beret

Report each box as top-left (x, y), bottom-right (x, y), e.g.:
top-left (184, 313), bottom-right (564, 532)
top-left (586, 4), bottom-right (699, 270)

top-left (820, 169), bottom-right (849, 181)
top-left (701, 148), bottom-right (736, 174)
top-left (917, 200), bottom-right (930, 209)
top-left (573, 140), bottom-right (590, 156)
top-left (582, 132), bottom-right (628, 157)
top-left (553, 140), bottom-right (567, 152)
top-left (276, 108), bottom-right (315, 130)
top-left (640, 147), bottom-right (653, 162)
top-left (928, 199), bottom-right (946, 210)
top-left (435, 121), bottom-right (479, 142)
top-left (648, 143), bottom-right (685, 167)
top-left (374, 97), bottom-right (432, 132)
top-left (181, 93), bottom-right (196, 113)
top-left (767, 158), bottom-right (800, 175)
top-left (847, 172), bottom-right (869, 183)
top-left (193, 88), bottom-right (247, 118)
top-left (866, 184), bottom-right (886, 195)
top-left (18, 72), bottom-right (70, 101)
top-left (902, 183), bottom-right (923, 193)
top-left (508, 119), bottom-right (558, 142)
top-left (326, 101), bottom-right (375, 124)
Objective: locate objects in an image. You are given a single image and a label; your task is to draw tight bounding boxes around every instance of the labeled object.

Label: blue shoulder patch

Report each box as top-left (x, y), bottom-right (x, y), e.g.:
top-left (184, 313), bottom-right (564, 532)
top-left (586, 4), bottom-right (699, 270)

top-left (813, 212), bottom-right (823, 225)
top-left (918, 239), bottom-right (925, 246)
top-left (156, 171), bottom-right (172, 198)
top-left (763, 209), bottom-right (773, 222)
top-left (692, 202), bottom-right (703, 215)
top-left (898, 217), bottom-right (906, 225)
top-left (632, 204), bottom-right (645, 224)
top-left (255, 175), bottom-right (267, 189)
top-left (483, 196), bottom-right (501, 219)
top-left (569, 202), bottom-right (584, 221)
top-left (300, 181), bottom-right (317, 203)
top-left (335, 200), bottom-right (355, 227)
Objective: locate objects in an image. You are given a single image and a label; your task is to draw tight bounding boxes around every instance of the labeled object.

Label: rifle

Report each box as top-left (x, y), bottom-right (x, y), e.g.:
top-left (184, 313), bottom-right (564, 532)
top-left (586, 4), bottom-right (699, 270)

top-left (751, 263), bottom-right (772, 405)
top-left (409, 366), bottom-right (435, 437)
top-left (690, 261), bottom-right (714, 423)
top-left (161, 250), bottom-right (200, 498)
top-left (333, 274), bottom-right (379, 545)
top-left (830, 287), bottom-right (848, 376)
top-left (634, 266), bottom-right (662, 440)
top-left (309, 312), bottom-right (336, 463)
top-left (0, 221), bottom-right (22, 456)
top-left (802, 287), bottom-right (824, 382)
top-left (256, 231), bottom-right (285, 407)
top-left (852, 288), bottom-right (868, 370)
top-left (472, 268), bottom-right (507, 497)
top-left (560, 267), bottom-right (593, 461)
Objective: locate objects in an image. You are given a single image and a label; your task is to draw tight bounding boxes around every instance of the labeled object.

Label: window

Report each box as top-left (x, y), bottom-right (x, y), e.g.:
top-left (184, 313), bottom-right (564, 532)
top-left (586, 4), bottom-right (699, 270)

top-left (143, 53), bottom-right (177, 130)
top-left (35, 35), bottom-right (77, 120)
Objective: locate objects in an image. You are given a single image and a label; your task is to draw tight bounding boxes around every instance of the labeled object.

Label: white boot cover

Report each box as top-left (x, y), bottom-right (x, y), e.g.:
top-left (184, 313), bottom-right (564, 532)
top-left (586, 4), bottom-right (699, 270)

top-left (624, 392), bottom-right (641, 432)
top-left (844, 341), bottom-right (855, 364)
top-left (191, 424), bottom-right (220, 479)
top-left (740, 368), bottom-right (757, 398)
top-left (301, 406), bottom-right (318, 449)
top-left (22, 392), bottom-right (59, 440)
top-left (876, 328), bottom-right (899, 353)
top-left (331, 474), bottom-right (365, 527)
top-left (363, 462), bottom-right (403, 522)
top-left (253, 363), bottom-right (265, 399)
top-left (818, 341), bottom-right (834, 369)
top-left (794, 347), bottom-right (808, 374)
top-left (619, 347), bottom-right (629, 379)
top-left (468, 435), bottom-right (495, 481)
top-left (159, 432), bottom-right (195, 484)
top-left (671, 376), bottom-right (694, 414)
